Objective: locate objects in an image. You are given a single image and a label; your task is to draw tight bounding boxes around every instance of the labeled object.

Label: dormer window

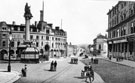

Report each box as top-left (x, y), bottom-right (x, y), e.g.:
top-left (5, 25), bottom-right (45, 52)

top-left (2, 27), bottom-right (6, 31)
top-left (46, 29), bottom-right (50, 34)
top-left (20, 27), bottom-right (24, 31)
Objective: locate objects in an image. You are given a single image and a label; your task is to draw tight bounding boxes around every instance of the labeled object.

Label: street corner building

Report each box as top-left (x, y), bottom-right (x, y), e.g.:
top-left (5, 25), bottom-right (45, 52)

top-left (0, 2), bottom-right (67, 61)
top-left (93, 34), bottom-right (108, 58)
top-left (107, 1), bottom-right (135, 61)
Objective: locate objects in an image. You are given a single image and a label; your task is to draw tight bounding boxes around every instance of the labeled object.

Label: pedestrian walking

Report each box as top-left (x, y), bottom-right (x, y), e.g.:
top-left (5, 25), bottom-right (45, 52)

top-left (88, 65), bottom-right (94, 82)
top-left (54, 61), bottom-right (57, 71)
top-left (50, 61), bottom-right (54, 71)
top-left (84, 64), bottom-right (87, 72)
top-left (21, 68), bottom-right (25, 77)
top-left (24, 64), bottom-right (27, 77)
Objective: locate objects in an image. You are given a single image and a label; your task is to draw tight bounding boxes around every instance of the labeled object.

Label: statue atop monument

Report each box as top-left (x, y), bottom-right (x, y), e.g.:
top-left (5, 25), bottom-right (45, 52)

top-left (24, 3), bottom-right (33, 19)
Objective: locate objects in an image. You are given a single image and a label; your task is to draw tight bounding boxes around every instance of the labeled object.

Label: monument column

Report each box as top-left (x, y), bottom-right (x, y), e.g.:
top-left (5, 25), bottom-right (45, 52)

top-left (24, 3), bottom-right (33, 41)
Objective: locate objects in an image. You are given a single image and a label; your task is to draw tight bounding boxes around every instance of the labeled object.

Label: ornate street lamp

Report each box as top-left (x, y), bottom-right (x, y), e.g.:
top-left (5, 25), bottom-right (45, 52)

top-left (7, 30), bottom-right (12, 72)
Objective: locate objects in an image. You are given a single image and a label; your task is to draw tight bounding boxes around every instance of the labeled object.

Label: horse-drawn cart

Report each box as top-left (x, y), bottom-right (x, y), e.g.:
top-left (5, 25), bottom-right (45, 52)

top-left (70, 56), bottom-right (78, 64)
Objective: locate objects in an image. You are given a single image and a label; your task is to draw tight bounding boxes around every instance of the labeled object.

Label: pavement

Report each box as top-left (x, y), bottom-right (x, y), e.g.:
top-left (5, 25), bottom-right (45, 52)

top-left (0, 69), bottom-right (21, 83)
top-left (47, 57), bottom-right (105, 83)
top-left (105, 57), bottom-right (135, 68)
top-left (0, 56), bottom-right (106, 83)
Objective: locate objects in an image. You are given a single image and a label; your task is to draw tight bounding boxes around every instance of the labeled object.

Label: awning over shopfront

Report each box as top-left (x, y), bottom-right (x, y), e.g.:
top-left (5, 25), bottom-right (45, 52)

top-left (108, 39), bottom-right (127, 44)
top-left (127, 35), bottom-right (135, 42)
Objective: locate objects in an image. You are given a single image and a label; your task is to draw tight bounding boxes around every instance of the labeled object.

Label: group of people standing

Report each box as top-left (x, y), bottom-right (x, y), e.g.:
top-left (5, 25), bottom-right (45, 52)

top-left (81, 63), bottom-right (94, 83)
top-left (50, 61), bottom-right (57, 71)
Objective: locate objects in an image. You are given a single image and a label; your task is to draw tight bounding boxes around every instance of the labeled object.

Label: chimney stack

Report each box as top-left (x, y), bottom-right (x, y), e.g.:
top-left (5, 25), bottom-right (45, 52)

top-left (40, 1), bottom-right (44, 21)
top-left (12, 21), bottom-right (15, 25)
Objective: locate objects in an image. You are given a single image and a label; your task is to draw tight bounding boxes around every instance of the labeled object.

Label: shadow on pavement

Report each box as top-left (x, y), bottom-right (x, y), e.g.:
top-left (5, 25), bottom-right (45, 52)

top-left (68, 62), bottom-right (73, 64)
top-left (74, 76), bottom-right (85, 79)
top-left (0, 70), bottom-right (8, 72)
top-left (43, 69), bottom-right (56, 72)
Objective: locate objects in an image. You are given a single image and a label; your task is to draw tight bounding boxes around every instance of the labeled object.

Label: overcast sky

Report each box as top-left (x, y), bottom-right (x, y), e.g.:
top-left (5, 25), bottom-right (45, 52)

top-left (0, 0), bottom-right (119, 45)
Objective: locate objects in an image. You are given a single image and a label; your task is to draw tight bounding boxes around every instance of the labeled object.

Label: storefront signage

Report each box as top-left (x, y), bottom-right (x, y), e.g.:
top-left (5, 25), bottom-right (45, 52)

top-left (109, 42), bottom-right (112, 44)
top-left (113, 39), bottom-right (127, 43)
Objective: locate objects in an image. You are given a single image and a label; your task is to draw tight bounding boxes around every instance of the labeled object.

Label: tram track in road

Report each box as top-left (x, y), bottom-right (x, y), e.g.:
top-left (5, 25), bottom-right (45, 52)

top-left (41, 64), bottom-right (73, 83)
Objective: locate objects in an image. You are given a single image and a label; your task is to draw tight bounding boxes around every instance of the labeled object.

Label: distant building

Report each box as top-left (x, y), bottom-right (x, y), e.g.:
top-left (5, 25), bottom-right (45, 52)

top-left (67, 43), bottom-right (77, 56)
top-left (93, 34), bottom-right (108, 57)
top-left (76, 47), bottom-right (86, 56)
top-left (107, 1), bottom-right (135, 60)
top-left (0, 3), bottom-right (67, 60)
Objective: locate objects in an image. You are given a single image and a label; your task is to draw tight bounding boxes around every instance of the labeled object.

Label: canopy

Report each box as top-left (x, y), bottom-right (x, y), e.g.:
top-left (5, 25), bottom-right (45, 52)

top-left (22, 47), bottom-right (39, 54)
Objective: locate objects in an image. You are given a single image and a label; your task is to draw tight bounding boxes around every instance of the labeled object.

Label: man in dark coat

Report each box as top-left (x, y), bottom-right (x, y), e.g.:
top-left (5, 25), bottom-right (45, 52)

top-left (54, 61), bottom-right (57, 71)
top-left (21, 68), bottom-right (25, 77)
top-left (50, 61), bottom-right (54, 71)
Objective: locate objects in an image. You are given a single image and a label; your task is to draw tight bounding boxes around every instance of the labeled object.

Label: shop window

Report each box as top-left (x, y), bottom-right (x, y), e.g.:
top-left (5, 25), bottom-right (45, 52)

top-left (122, 43), bottom-right (124, 52)
top-left (134, 26), bottom-right (135, 33)
top-left (125, 43), bottom-right (127, 52)
top-left (129, 42), bottom-right (133, 55)
top-left (131, 27), bottom-right (133, 33)
top-left (109, 44), bottom-right (112, 52)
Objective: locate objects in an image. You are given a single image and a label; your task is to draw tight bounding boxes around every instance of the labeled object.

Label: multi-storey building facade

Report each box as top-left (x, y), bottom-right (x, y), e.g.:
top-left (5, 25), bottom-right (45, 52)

top-left (107, 1), bottom-right (135, 60)
top-left (0, 3), bottom-right (67, 60)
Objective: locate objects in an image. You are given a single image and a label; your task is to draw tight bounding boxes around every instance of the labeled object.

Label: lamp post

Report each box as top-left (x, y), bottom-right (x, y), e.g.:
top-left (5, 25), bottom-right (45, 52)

top-left (66, 42), bottom-right (68, 57)
top-left (8, 30), bottom-right (12, 72)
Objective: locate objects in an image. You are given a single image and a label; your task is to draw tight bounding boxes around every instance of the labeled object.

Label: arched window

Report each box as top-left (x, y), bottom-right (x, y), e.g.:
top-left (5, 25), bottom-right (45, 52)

top-left (46, 29), bottom-right (50, 34)
top-left (10, 42), bottom-right (14, 47)
top-left (99, 44), bottom-right (101, 50)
